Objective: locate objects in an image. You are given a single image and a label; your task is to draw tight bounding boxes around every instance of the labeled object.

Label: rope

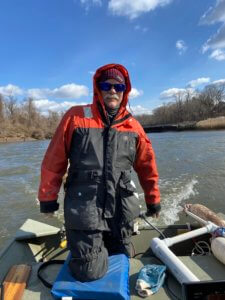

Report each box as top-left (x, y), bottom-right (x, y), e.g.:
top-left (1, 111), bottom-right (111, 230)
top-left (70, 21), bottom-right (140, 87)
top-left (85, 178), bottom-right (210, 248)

top-left (191, 241), bottom-right (211, 256)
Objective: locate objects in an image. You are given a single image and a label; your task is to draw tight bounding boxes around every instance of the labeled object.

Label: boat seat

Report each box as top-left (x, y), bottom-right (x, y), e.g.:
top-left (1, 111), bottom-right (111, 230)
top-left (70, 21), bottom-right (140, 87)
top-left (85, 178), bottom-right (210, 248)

top-left (51, 253), bottom-right (129, 300)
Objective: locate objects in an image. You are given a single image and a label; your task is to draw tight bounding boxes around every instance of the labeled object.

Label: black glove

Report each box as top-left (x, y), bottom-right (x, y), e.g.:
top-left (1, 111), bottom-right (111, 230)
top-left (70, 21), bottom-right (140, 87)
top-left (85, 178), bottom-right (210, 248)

top-left (145, 203), bottom-right (161, 217)
top-left (40, 200), bottom-right (59, 213)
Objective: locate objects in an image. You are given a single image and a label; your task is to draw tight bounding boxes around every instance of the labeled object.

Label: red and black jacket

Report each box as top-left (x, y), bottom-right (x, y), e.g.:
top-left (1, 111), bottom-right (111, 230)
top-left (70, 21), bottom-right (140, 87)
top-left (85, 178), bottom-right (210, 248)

top-left (38, 63), bottom-right (160, 229)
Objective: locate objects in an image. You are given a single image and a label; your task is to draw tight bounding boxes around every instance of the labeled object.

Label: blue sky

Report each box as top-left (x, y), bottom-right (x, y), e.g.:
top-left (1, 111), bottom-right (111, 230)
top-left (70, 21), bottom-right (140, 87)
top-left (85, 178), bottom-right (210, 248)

top-left (0, 0), bottom-right (225, 115)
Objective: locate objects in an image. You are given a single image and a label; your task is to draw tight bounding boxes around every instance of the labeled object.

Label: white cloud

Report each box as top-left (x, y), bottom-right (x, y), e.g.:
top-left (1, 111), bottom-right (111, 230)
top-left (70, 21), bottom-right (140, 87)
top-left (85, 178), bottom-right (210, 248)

top-left (200, 0), bottom-right (225, 25)
top-left (202, 43), bottom-right (210, 54)
top-left (80, 0), bottom-right (102, 7)
top-left (108, 0), bottom-right (173, 19)
top-left (0, 84), bottom-right (23, 97)
top-left (134, 24), bottom-right (148, 33)
top-left (160, 88), bottom-right (187, 99)
top-left (128, 105), bottom-right (152, 115)
top-left (27, 89), bottom-right (46, 99)
top-left (28, 83), bottom-right (89, 99)
top-left (202, 25), bottom-right (225, 53)
top-left (79, 0), bottom-right (102, 12)
top-left (160, 88), bottom-right (195, 99)
top-left (187, 77), bottom-right (210, 88)
top-left (200, 0), bottom-right (225, 59)
top-left (176, 40), bottom-right (187, 55)
top-left (211, 78), bottom-right (225, 85)
top-left (1, 83), bottom-right (89, 100)
top-left (129, 88), bottom-right (143, 99)
top-left (51, 84), bottom-right (89, 98)
top-left (209, 49), bottom-right (225, 61)
top-left (33, 99), bottom-right (87, 115)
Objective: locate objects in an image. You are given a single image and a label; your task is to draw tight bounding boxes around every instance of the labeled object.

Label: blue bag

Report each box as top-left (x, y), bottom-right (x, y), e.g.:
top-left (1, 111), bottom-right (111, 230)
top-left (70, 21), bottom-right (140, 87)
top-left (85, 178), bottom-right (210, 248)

top-left (135, 264), bottom-right (166, 297)
top-left (51, 253), bottom-right (130, 300)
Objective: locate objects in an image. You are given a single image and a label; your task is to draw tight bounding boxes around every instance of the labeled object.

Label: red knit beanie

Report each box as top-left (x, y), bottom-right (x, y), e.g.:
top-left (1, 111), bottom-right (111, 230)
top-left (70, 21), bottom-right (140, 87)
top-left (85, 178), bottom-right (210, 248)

top-left (98, 68), bottom-right (125, 83)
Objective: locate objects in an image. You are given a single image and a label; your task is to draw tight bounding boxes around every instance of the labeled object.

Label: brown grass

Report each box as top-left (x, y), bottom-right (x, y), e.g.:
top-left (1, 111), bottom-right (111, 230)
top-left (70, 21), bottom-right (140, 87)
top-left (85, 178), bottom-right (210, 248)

top-left (196, 116), bottom-right (225, 129)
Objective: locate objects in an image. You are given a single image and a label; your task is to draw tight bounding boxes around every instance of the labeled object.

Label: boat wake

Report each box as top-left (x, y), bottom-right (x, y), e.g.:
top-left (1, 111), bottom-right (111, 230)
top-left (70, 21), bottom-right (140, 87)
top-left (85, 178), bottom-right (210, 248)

top-left (160, 176), bottom-right (198, 225)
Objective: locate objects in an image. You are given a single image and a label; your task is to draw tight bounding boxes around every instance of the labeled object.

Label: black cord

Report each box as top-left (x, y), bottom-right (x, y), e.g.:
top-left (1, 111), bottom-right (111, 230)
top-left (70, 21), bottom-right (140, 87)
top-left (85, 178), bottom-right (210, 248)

top-left (133, 252), bottom-right (145, 258)
top-left (38, 260), bottom-right (65, 288)
top-left (140, 214), bottom-right (167, 239)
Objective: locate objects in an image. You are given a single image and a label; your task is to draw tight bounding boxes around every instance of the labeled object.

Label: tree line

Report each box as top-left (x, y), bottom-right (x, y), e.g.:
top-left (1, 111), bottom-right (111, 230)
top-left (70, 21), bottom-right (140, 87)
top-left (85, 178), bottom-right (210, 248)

top-left (0, 83), bottom-right (225, 140)
top-left (0, 95), bottom-right (62, 140)
top-left (135, 83), bottom-right (225, 126)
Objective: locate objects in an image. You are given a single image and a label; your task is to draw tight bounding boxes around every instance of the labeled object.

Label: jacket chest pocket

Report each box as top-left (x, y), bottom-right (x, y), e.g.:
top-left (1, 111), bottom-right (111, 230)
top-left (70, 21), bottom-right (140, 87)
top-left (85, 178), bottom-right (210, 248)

top-left (64, 184), bottom-right (101, 230)
top-left (115, 136), bottom-right (137, 168)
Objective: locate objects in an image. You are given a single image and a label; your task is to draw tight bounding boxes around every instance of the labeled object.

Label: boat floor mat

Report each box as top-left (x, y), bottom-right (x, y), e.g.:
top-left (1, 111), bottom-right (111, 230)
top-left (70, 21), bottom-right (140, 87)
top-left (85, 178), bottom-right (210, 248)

top-left (51, 253), bottom-right (129, 300)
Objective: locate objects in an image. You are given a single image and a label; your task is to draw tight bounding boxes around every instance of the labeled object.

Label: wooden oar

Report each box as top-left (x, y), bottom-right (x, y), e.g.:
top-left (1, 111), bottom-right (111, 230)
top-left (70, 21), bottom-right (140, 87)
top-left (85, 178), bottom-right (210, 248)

top-left (0, 264), bottom-right (31, 300)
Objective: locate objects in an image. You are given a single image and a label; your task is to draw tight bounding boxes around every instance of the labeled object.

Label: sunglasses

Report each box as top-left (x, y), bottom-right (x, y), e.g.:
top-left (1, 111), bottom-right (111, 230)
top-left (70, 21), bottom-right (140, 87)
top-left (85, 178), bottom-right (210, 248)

top-left (98, 82), bottom-right (126, 92)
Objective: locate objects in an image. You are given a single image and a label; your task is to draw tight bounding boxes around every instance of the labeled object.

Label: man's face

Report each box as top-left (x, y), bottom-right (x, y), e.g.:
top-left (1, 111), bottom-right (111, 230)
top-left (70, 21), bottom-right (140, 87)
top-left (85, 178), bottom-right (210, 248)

top-left (100, 79), bottom-right (124, 109)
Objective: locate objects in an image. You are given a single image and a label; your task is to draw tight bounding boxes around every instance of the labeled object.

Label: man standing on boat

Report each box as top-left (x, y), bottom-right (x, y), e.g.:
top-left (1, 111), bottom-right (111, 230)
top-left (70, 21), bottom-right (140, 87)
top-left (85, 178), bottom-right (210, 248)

top-left (38, 63), bottom-right (161, 282)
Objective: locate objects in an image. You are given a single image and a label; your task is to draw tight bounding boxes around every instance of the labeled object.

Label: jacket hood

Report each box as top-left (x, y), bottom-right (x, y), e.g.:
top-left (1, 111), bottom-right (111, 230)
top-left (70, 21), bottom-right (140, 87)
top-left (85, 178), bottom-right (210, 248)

top-left (93, 63), bottom-right (132, 118)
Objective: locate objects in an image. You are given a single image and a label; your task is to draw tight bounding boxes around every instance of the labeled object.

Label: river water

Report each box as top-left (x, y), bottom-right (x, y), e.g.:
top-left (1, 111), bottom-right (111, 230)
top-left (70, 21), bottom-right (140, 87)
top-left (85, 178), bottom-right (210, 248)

top-left (0, 130), bottom-right (225, 250)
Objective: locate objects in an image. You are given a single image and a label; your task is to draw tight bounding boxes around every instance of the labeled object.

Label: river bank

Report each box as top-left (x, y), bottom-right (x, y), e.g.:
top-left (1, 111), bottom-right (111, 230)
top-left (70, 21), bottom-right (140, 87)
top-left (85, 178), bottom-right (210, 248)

top-left (1, 116), bottom-right (225, 143)
top-left (0, 137), bottom-right (37, 143)
top-left (144, 116), bottom-right (225, 133)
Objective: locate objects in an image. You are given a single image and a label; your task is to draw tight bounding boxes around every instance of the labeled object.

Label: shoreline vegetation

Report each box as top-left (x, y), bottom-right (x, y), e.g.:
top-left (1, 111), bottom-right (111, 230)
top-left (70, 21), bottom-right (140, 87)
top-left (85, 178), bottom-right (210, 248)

top-left (0, 116), bottom-right (225, 144)
top-left (0, 82), bottom-right (225, 143)
top-left (143, 116), bottom-right (225, 133)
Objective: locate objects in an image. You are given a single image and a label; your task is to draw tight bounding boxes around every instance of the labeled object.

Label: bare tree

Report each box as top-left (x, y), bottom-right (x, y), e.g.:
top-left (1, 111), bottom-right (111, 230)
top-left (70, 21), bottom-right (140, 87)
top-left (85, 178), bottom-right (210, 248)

top-left (0, 94), bottom-right (4, 122)
top-left (23, 97), bottom-right (37, 127)
top-left (205, 84), bottom-right (225, 115)
top-left (5, 96), bottom-right (17, 122)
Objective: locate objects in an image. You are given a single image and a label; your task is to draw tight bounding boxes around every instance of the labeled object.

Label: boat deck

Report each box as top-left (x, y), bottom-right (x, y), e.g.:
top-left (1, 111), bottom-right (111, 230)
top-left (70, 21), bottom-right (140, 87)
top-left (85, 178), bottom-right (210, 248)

top-left (15, 254), bottom-right (225, 299)
top-left (1, 218), bottom-right (225, 299)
